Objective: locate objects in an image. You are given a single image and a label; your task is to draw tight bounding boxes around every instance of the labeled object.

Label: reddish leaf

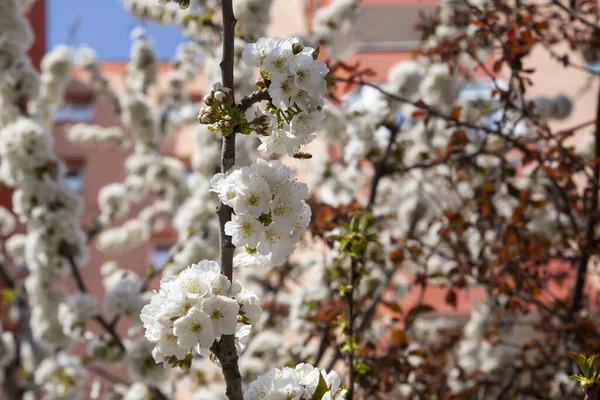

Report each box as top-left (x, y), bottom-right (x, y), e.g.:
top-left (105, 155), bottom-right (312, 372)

top-left (493, 57), bottom-right (505, 73)
top-left (449, 106), bottom-right (463, 120)
top-left (445, 290), bottom-right (458, 308)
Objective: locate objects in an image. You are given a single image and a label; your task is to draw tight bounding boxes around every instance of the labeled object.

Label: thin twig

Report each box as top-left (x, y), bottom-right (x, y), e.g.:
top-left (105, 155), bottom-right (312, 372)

top-left (61, 243), bottom-right (125, 350)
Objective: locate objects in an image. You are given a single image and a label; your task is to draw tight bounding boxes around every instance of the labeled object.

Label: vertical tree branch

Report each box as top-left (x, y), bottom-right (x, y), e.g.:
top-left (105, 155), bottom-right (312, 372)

top-left (345, 258), bottom-right (357, 400)
top-left (0, 262), bottom-right (15, 289)
top-left (61, 244), bottom-right (125, 351)
top-left (571, 79), bottom-right (600, 312)
top-left (367, 124), bottom-right (399, 208)
top-left (212, 1), bottom-right (243, 399)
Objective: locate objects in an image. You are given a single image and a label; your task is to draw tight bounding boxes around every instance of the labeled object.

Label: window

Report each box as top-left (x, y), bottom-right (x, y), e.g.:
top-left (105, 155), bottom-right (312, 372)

top-left (331, 5), bottom-right (433, 58)
top-left (54, 101), bottom-right (95, 122)
top-left (151, 243), bottom-right (173, 270)
top-left (63, 161), bottom-right (85, 192)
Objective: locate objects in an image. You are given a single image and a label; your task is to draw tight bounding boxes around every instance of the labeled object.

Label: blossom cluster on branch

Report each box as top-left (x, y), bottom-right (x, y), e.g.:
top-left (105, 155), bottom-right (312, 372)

top-left (211, 159), bottom-right (311, 267)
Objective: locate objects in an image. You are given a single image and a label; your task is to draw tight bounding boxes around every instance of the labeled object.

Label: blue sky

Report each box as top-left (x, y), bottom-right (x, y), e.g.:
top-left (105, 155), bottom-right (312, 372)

top-left (47, 0), bottom-right (185, 60)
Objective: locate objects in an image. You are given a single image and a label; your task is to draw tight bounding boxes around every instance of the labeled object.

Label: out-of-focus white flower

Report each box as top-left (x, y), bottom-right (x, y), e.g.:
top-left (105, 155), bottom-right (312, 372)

top-left (34, 353), bottom-right (87, 400)
top-left (0, 206), bottom-right (16, 236)
top-left (67, 123), bottom-right (130, 150)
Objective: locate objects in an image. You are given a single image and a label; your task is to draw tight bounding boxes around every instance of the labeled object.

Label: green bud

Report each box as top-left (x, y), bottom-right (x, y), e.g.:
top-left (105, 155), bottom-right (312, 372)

top-left (291, 39), bottom-right (304, 55)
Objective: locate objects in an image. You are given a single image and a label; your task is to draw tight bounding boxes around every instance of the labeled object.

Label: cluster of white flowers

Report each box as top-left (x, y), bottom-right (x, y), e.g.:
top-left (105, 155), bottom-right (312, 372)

top-left (448, 301), bottom-right (510, 393)
top-left (575, 132), bottom-right (595, 161)
top-left (0, 2), bottom-right (38, 123)
top-left (244, 363), bottom-right (347, 400)
top-left (5, 233), bottom-right (26, 265)
top-left (97, 182), bottom-right (130, 222)
top-left (126, 337), bottom-right (169, 385)
top-left (0, 117), bottom-right (54, 185)
top-left (234, 0), bottom-right (272, 41)
top-left (127, 28), bottom-right (158, 92)
top-left (96, 158), bottom-right (189, 254)
top-left (103, 269), bottom-right (150, 320)
top-left (0, 115), bottom-right (88, 349)
top-left (162, 42), bottom-right (203, 132)
top-left (141, 261), bottom-right (262, 366)
top-left (67, 123), bottom-right (130, 149)
top-left (125, 0), bottom-right (190, 24)
top-left (0, 205), bottom-right (16, 236)
top-left (211, 159), bottom-right (311, 267)
top-left (532, 94), bottom-right (573, 120)
top-left (386, 60), bottom-right (423, 98)
top-left (34, 45), bottom-right (73, 115)
top-left (57, 293), bottom-right (99, 338)
top-left (311, 0), bottom-right (360, 45)
top-left (34, 353), bottom-right (87, 400)
top-left (242, 37), bottom-right (328, 156)
top-left (97, 219), bottom-right (149, 254)
top-left (419, 63), bottom-right (457, 112)
top-left (86, 333), bottom-right (124, 363)
top-left (121, 92), bottom-right (159, 150)
top-left (75, 45), bottom-right (122, 117)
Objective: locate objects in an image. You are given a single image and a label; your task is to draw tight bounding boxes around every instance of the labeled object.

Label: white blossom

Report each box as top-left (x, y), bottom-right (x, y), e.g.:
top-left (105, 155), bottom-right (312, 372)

top-left (212, 160), bottom-right (310, 267)
top-left (141, 261), bottom-right (261, 366)
top-left (243, 363), bottom-right (347, 400)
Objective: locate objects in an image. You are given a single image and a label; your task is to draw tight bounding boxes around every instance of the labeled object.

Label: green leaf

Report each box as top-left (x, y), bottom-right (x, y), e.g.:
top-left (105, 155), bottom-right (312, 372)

top-left (1, 288), bottom-right (18, 304)
top-left (570, 374), bottom-right (585, 382)
top-left (311, 372), bottom-right (330, 400)
top-left (570, 352), bottom-right (591, 377)
top-left (587, 354), bottom-right (599, 378)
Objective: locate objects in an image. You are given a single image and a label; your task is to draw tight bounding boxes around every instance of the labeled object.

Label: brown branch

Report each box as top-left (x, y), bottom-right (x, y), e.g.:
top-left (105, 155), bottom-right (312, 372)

top-left (345, 258), bottom-right (357, 400)
top-left (0, 261), bottom-right (15, 289)
top-left (237, 88), bottom-right (270, 112)
top-left (367, 124), bottom-right (399, 208)
top-left (551, 0), bottom-right (600, 32)
top-left (334, 77), bottom-right (536, 157)
top-left (585, 384), bottom-right (600, 400)
top-left (213, 1), bottom-right (243, 399)
top-left (60, 242), bottom-right (125, 350)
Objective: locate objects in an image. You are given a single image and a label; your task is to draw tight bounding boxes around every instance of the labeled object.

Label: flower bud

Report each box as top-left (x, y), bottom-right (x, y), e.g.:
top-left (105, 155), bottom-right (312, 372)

top-left (291, 38), bottom-right (304, 55)
top-left (214, 90), bottom-right (226, 104)
top-left (203, 93), bottom-right (216, 107)
top-left (222, 88), bottom-right (234, 107)
top-left (198, 107), bottom-right (217, 124)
